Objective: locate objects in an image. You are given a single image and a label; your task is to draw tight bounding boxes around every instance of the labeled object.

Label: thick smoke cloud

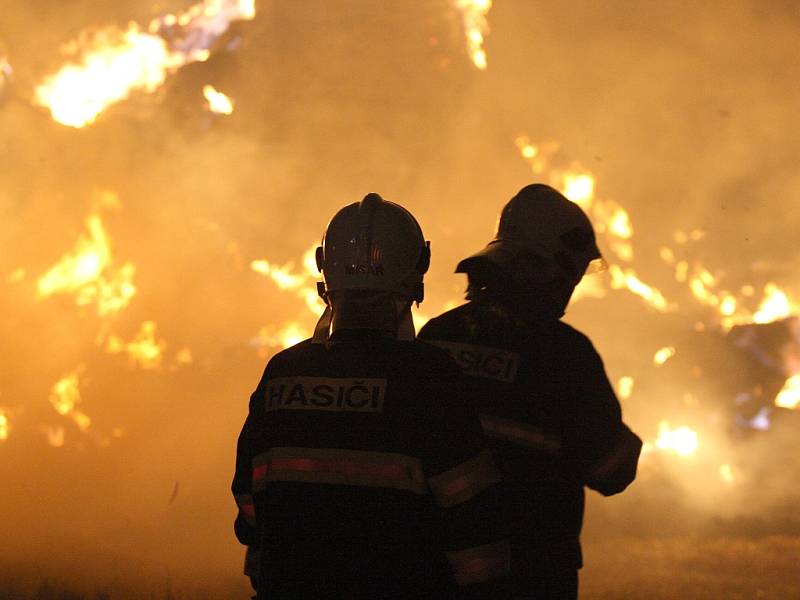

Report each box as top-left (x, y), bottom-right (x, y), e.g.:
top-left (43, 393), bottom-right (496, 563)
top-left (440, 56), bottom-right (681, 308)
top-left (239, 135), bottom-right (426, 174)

top-left (1, 0), bottom-right (799, 596)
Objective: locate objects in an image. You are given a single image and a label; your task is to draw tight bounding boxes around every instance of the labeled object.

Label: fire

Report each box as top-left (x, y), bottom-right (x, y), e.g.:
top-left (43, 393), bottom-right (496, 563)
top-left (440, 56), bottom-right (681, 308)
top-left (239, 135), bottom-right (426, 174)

top-left (106, 321), bottom-right (166, 369)
top-left (775, 374), bottom-right (800, 410)
top-left (454, 0), bottom-right (492, 70)
top-left (753, 283), bottom-right (795, 324)
top-left (203, 84), bottom-right (234, 115)
top-left (252, 322), bottom-right (310, 354)
top-left (49, 370), bottom-right (92, 433)
top-left (608, 265), bottom-right (672, 312)
top-left (559, 171), bottom-right (595, 209)
top-left (653, 346), bottom-right (676, 366)
top-left (35, 0), bottom-right (255, 128)
top-left (252, 244), bottom-right (325, 312)
top-left (0, 408), bottom-right (9, 441)
top-left (37, 207), bottom-right (136, 317)
top-left (653, 421), bottom-right (699, 457)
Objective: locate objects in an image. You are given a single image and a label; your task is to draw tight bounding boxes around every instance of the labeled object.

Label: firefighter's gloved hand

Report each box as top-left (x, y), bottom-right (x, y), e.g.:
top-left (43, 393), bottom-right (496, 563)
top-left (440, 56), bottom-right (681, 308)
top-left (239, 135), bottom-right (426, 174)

top-left (244, 546), bottom-right (260, 597)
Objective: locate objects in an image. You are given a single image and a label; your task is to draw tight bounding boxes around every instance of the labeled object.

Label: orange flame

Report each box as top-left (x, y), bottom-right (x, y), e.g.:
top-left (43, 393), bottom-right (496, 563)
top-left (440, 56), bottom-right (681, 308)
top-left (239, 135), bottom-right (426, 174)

top-left (49, 369), bottom-right (92, 434)
top-left (35, 0), bottom-right (255, 128)
top-left (106, 321), bottom-right (166, 369)
top-left (454, 0), bottom-right (492, 70)
top-left (37, 206), bottom-right (136, 317)
top-left (646, 421), bottom-right (699, 457)
top-left (608, 265), bottom-right (672, 312)
top-left (775, 374), bottom-right (800, 410)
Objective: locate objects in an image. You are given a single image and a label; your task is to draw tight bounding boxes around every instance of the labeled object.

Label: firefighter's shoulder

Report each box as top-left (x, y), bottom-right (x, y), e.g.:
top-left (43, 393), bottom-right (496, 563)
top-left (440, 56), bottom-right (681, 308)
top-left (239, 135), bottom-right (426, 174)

top-left (418, 302), bottom-right (471, 340)
top-left (552, 320), bottom-right (602, 361)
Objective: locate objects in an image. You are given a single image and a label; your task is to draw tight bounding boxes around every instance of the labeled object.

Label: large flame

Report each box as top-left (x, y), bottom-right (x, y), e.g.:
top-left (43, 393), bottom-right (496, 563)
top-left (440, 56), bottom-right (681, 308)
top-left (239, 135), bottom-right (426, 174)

top-left (34, 0), bottom-right (255, 128)
top-left (37, 205), bottom-right (136, 317)
top-left (454, 0), bottom-right (492, 70)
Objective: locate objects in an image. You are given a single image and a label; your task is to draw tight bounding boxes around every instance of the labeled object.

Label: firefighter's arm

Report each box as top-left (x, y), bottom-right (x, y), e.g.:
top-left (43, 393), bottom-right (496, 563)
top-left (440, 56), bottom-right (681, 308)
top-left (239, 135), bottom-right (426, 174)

top-left (421, 363), bottom-right (511, 598)
top-left (231, 366), bottom-right (271, 590)
top-left (565, 337), bottom-right (642, 496)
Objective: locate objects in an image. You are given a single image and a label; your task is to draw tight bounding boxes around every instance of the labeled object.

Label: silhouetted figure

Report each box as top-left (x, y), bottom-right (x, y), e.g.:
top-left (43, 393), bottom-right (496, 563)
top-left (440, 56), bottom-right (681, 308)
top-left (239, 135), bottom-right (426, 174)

top-left (419, 184), bottom-right (642, 599)
top-left (232, 193), bottom-right (511, 599)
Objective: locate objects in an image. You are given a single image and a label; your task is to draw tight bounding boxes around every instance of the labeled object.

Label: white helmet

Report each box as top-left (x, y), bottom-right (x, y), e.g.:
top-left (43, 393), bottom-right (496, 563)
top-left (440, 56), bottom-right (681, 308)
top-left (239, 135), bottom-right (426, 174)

top-left (457, 184), bottom-right (602, 285)
top-left (316, 193), bottom-right (430, 303)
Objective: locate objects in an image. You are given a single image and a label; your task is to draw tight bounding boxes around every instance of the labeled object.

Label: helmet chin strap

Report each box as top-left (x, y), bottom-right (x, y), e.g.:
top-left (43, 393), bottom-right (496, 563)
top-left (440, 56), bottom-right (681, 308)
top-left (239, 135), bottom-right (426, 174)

top-left (312, 292), bottom-right (416, 343)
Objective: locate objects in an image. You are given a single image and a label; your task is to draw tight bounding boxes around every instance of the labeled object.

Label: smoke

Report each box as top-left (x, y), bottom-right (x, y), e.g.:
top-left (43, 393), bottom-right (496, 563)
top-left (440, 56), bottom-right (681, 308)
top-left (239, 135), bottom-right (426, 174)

top-left (1, 0), bottom-right (799, 595)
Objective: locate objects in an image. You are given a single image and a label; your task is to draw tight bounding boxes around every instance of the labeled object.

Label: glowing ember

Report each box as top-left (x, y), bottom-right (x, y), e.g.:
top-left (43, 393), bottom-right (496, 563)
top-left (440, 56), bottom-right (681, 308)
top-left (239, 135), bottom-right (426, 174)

top-left (775, 374), bottom-right (800, 409)
top-left (454, 0), bottom-right (492, 70)
top-left (0, 408), bottom-right (9, 441)
top-left (106, 321), bottom-right (166, 369)
top-left (653, 346), bottom-right (676, 366)
top-left (49, 370), bottom-right (92, 433)
top-left (37, 208), bottom-right (136, 317)
top-left (174, 347), bottom-right (194, 366)
top-left (203, 84), bottom-right (234, 114)
top-left (35, 0), bottom-right (255, 128)
top-left (43, 425), bottom-right (66, 448)
top-left (653, 421), bottom-right (699, 457)
top-left (617, 376), bottom-right (635, 400)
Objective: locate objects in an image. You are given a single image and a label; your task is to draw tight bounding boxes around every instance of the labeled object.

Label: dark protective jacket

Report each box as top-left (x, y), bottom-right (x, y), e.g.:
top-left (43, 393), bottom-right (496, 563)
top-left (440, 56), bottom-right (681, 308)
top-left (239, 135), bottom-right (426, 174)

top-left (232, 331), bottom-right (511, 600)
top-left (418, 301), bottom-right (642, 575)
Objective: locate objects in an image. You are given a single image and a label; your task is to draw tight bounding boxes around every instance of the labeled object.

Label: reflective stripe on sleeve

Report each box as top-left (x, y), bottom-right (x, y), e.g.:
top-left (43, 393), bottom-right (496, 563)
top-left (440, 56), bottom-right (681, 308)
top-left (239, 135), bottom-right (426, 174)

top-left (234, 493), bottom-right (256, 526)
top-left (590, 426), bottom-right (641, 482)
top-left (251, 447), bottom-right (427, 495)
top-left (479, 413), bottom-right (561, 453)
top-left (427, 449), bottom-right (501, 508)
top-left (446, 540), bottom-right (511, 586)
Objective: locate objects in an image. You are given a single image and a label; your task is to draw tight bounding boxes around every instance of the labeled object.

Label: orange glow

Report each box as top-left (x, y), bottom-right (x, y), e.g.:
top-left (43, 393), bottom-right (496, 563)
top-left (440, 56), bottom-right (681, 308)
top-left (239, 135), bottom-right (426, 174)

top-left (719, 463), bottom-right (735, 485)
top-left (617, 376), bottom-right (635, 400)
top-left (35, 0), bottom-right (256, 128)
top-left (0, 408), bottom-right (9, 441)
top-left (454, 0), bottom-right (492, 70)
top-left (653, 421), bottom-right (699, 457)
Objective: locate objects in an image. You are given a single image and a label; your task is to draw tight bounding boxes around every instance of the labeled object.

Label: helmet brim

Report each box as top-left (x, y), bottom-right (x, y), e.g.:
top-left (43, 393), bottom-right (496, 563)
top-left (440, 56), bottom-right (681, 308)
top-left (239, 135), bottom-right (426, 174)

top-left (455, 240), bottom-right (518, 275)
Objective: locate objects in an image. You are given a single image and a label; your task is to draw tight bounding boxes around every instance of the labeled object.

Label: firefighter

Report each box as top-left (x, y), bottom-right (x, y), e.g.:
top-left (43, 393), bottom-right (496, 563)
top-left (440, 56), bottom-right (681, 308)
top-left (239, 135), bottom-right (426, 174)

top-left (232, 193), bottom-right (511, 599)
top-left (419, 183), bottom-right (642, 599)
